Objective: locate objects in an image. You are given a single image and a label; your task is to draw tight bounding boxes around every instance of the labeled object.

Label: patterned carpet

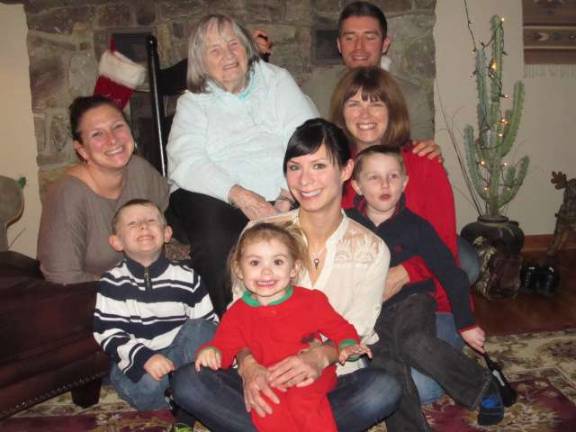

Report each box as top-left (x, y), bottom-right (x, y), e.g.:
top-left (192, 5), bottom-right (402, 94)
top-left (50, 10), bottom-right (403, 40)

top-left (2, 329), bottom-right (575, 431)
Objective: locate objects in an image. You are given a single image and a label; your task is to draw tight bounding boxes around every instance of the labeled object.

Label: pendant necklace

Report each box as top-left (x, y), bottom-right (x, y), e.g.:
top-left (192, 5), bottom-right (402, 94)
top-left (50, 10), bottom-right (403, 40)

top-left (310, 247), bottom-right (326, 270)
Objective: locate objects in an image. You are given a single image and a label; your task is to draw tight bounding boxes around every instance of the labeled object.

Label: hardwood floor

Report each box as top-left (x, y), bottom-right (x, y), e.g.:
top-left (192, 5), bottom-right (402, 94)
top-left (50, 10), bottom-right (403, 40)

top-left (474, 248), bottom-right (576, 336)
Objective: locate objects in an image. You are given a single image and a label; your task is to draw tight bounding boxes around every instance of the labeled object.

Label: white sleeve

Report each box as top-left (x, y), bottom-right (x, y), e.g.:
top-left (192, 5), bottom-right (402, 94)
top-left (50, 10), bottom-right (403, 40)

top-left (273, 68), bottom-right (319, 144)
top-left (349, 241), bottom-right (390, 344)
top-left (167, 92), bottom-right (237, 202)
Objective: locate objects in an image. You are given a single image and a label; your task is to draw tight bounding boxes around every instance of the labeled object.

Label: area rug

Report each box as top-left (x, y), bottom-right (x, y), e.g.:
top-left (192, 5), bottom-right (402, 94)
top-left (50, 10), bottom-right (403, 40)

top-left (2, 329), bottom-right (575, 431)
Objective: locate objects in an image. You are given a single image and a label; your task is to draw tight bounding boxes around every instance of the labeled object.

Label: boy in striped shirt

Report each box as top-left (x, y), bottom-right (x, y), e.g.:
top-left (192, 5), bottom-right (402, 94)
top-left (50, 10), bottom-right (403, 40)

top-left (93, 199), bottom-right (217, 410)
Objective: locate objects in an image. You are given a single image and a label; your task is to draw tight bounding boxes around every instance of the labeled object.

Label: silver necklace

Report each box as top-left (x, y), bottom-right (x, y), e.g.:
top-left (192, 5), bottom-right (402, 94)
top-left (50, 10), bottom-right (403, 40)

top-left (310, 247), bottom-right (326, 270)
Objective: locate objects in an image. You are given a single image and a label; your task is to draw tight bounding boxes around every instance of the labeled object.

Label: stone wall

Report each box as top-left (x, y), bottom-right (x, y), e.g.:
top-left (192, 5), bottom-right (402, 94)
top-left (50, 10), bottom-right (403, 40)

top-left (17, 0), bottom-right (436, 196)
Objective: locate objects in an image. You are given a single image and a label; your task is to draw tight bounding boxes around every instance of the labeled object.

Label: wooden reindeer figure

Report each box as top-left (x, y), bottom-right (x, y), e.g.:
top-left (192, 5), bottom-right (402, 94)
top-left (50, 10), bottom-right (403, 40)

top-left (0, 175), bottom-right (24, 251)
top-left (547, 171), bottom-right (576, 256)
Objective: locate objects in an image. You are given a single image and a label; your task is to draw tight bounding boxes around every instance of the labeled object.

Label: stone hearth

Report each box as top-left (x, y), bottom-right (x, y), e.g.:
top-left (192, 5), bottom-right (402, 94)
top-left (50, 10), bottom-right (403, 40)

top-left (11, 0), bottom-right (436, 197)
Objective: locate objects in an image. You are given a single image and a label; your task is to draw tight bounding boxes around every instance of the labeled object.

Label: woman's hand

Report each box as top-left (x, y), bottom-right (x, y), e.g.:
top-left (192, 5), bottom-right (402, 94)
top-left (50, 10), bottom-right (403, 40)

top-left (383, 265), bottom-right (409, 301)
top-left (228, 185), bottom-right (278, 220)
top-left (252, 30), bottom-right (273, 58)
top-left (274, 198), bottom-right (292, 213)
top-left (268, 344), bottom-right (335, 390)
top-left (461, 326), bottom-right (486, 354)
top-left (273, 189), bottom-right (295, 213)
top-left (238, 351), bottom-right (280, 417)
top-left (412, 140), bottom-right (443, 162)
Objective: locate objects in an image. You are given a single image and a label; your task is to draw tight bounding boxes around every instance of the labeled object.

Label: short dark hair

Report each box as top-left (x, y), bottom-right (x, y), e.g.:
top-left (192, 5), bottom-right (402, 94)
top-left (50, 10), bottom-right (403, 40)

top-left (283, 118), bottom-right (351, 174)
top-left (69, 95), bottom-right (127, 143)
top-left (352, 145), bottom-right (405, 180)
top-left (111, 198), bottom-right (165, 234)
top-left (338, 1), bottom-right (388, 37)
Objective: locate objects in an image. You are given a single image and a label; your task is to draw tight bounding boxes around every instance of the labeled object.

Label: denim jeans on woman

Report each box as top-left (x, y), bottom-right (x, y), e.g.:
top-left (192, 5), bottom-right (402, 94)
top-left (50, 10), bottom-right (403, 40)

top-left (110, 319), bottom-right (216, 411)
top-left (171, 362), bottom-right (401, 432)
top-left (371, 293), bottom-right (492, 432)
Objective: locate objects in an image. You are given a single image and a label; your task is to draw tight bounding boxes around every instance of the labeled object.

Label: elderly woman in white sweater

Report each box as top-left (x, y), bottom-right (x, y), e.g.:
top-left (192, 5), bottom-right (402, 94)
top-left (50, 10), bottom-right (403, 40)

top-left (167, 14), bottom-right (317, 315)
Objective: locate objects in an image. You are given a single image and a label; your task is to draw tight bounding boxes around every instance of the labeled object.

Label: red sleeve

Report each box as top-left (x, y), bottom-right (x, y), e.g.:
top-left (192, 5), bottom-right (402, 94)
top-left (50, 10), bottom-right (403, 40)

top-left (402, 255), bottom-right (433, 283)
top-left (202, 303), bottom-right (247, 369)
top-left (402, 148), bottom-right (459, 263)
top-left (341, 179), bottom-right (356, 210)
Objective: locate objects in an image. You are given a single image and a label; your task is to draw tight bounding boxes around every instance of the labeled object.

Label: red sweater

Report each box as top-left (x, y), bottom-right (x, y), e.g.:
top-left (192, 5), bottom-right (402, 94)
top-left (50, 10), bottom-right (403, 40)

top-left (342, 145), bottom-right (458, 313)
top-left (202, 286), bottom-right (359, 432)
top-left (206, 286), bottom-right (359, 368)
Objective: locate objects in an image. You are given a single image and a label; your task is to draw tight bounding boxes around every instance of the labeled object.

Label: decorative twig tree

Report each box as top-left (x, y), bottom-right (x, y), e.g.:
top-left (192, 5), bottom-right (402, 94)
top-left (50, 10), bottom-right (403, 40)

top-left (460, 8), bottom-right (529, 220)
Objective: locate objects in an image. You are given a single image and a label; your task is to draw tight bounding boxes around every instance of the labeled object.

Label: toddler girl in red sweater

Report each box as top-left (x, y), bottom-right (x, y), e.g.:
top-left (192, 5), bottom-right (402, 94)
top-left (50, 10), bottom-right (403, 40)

top-left (195, 222), bottom-right (371, 431)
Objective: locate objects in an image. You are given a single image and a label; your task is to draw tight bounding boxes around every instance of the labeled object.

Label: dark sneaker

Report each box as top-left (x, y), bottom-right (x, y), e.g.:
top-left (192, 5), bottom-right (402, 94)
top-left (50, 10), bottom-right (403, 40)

top-left (170, 424), bottom-right (193, 432)
top-left (477, 391), bottom-right (504, 426)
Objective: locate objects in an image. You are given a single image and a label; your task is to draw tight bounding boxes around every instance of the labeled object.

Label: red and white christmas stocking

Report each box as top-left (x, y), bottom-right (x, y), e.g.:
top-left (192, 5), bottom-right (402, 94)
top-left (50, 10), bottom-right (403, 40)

top-left (93, 45), bottom-right (146, 109)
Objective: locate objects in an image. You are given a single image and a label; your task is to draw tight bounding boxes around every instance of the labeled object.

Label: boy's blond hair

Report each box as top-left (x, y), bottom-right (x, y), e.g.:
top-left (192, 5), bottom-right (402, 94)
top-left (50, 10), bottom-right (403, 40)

top-left (352, 145), bottom-right (406, 181)
top-left (111, 199), bottom-right (166, 234)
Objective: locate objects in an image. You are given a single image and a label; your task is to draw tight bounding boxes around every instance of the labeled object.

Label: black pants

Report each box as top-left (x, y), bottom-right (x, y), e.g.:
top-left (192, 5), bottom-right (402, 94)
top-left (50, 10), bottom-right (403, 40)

top-left (371, 293), bottom-right (492, 432)
top-left (169, 189), bottom-right (249, 316)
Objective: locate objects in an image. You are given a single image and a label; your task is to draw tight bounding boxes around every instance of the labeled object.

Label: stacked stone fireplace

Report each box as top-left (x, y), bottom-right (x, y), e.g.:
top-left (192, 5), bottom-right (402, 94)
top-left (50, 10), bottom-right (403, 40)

top-left (13, 0), bottom-right (436, 196)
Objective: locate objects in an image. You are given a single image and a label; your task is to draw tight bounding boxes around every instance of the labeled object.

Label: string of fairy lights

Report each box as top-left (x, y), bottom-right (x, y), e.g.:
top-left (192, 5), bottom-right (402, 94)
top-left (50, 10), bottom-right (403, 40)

top-left (460, 1), bottom-right (529, 216)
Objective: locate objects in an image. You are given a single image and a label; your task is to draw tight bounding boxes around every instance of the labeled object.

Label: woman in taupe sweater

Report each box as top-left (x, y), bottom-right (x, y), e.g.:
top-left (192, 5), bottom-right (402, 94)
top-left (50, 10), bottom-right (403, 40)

top-left (37, 96), bottom-right (168, 284)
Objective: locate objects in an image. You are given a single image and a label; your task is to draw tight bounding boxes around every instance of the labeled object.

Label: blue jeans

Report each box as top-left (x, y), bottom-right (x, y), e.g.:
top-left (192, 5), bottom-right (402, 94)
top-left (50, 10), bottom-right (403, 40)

top-left (458, 236), bottom-right (480, 285)
top-left (171, 364), bottom-right (401, 432)
top-left (411, 312), bottom-right (465, 404)
top-left (111, 319), bottom-right (216, 411)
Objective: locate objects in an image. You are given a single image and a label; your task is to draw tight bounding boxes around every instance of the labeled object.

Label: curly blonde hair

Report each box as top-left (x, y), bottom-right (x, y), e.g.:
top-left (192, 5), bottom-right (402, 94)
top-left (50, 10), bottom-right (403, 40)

top-left (229, 222), bottom-right (310, 295)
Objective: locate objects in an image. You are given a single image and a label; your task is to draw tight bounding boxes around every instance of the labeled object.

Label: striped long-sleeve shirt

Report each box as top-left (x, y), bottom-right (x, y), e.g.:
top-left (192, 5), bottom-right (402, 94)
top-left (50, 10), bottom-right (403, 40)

top-left (93, 254), bottom-right (217, 381)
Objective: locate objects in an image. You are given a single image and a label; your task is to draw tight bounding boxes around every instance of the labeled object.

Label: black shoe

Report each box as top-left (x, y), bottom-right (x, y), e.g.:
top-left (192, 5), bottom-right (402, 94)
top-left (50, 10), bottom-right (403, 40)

top-left (165, 383), bottom-right (196, 427)
top-left (477, 384), bottom-right (504, 426)
top-left (484, 353), bottom-right (518, 407)
top-left (174, 409), bottom-right (197, 427)
top-left (520, 262), bottom-right (538, 293)
top-left (533, 265), bottom-right (560, 297)
top-left (520, 262), bottom-right (560, 296)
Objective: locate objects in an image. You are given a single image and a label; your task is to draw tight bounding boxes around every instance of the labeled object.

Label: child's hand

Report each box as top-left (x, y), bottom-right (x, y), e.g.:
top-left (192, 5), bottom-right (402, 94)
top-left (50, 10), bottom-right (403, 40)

top-left (144, 354), bottom-right (175, 381)
top-left (461, 326), bottom-right (486, 353)
top-left (338, 343), bottom-right (372, 365)
top-left (195, 347), bottom-right (222, 372)
top-left (383, 265), bottom-right (409, 300)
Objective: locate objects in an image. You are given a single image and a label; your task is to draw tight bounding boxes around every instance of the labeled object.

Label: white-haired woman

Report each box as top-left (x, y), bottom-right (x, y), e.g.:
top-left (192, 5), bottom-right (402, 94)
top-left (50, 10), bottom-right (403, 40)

top-left (167, 14), bottom-right (318, 315)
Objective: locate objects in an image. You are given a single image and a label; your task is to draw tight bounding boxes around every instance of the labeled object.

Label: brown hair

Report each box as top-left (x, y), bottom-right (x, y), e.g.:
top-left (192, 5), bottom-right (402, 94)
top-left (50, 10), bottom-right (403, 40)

top-left (229, 222), bottom-right (309, 288)
top-left (330, 67), bottom-right (411, 150)
top-left (352, 145), bottom-right (406, 181)
top-left (69, 95), bottom-right (127, 144)
top-left (338, 1), bottom-right (388, 38)
top-left (111, 199), bottom-right (166, 234)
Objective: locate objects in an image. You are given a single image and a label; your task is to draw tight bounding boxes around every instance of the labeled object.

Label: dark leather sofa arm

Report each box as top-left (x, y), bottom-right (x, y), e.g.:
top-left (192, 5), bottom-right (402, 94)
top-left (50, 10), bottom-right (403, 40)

top-left (0, 251), bottom-right (109, 418)
top-left (0, 251), bottom-right (42, 278)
